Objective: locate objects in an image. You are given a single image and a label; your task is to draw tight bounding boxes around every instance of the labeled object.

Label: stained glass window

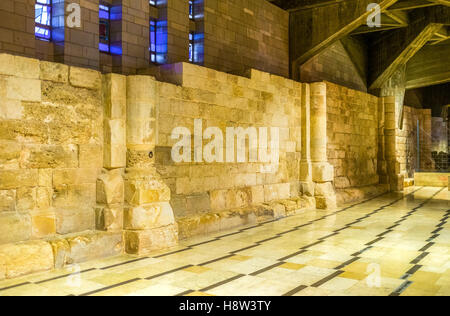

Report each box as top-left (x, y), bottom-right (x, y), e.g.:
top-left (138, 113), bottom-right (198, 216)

top-left (150, 19), bottom-right (157, 63)
top-left (189, 32), bottom-right (194, 62)
top-left (35, 0), bottom-right (52, 41)
top-left (189, 0), bottom-right (194, 20)
top-left (99, 4), bottom-right (110, 53)
top-left (149, 0), bottom-right (157, 6)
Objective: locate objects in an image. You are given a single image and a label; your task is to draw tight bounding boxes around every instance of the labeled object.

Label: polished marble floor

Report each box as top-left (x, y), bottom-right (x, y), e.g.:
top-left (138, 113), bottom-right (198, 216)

top-left (0, 186), bottom-right (448, 296)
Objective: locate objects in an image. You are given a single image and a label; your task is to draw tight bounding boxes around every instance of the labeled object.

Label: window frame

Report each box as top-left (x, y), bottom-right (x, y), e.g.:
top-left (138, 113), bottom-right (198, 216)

top-left (189, 31), bottom-right (195, 63)
top-left (149, 18), bottom-right (158, 64)
top-left (99, 3), bottom-right (111, 53)
top-left (189, 0), bottom-right (194, 20)
top-left (35, 0), bottom-right (53, 41)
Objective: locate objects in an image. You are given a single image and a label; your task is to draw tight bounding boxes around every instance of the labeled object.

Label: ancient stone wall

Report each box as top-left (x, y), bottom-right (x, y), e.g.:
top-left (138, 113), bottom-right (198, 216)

top-left (0, 54), bottom-right (103, 244)
top-left (396, 106), bottom-right (432, 177)
top-left (155, 63), bottom-right (302, 220)
top-left (326, 82), bottom-right (380, 189)
top-left (0, 53), bottom-right (418, 280)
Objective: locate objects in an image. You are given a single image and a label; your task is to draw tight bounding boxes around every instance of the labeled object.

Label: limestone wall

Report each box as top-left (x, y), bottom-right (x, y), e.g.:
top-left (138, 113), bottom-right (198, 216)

top-left (155, 63), bottom-right (302, 219)
top-left (0, 54), bottom-right (103, 245)
top-left (0, 53), bottom-right (422, 279)
top-left (326, 82), bottom-right (379, 189)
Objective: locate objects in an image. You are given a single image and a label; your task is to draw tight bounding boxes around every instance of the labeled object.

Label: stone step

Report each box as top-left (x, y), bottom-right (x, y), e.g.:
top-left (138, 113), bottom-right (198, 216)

top-left (176, 196), bottom-right (316, 240)
top-left (0, 230), bottom-right (123, 280)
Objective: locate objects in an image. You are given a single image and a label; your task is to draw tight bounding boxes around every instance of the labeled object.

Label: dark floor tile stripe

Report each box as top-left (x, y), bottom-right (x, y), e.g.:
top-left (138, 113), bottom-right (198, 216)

top-left (249, 262), bottom-right (285, 276)
top-left (390, 281), bottom-right (413, 296)
top-left (319, 232), bottom-right (339, 240)
top-left (405, 265), bottom-right (422, 276)
top-left (200, 274), bottom-right (245, 292)
top-left (278, 249), bottom-right (307, 261)
top-left (230, 244), bottom-right (259, 254)
top-left (188, 238), bottom-right (221, 247)
top-left (410, 252), bottom-right (429, 265)
top-left (282, 285), bottom-right (308, 296)
top-left (175, 289), bottom-right (195, 296)
top-left (377, 230), bottom-right (392, 237)
top-left (256, 235), bottom-right (282, 244)
top-left (153, 247), bottom-right (192, 258)
top-left (216, 231), bottom-right (243, 239)
top-left (311, 271), bottom-right (343, 288)
top-left (335, 257), bottom-right (359, 270)
top-left (351, 246), bottom-right (372, 257)
top-left (199, 254), bottom-right (235, 266)
top-left (301, 240), bottom-right (324, 250)
top-left (365, 237), bottom-right (384, 246)
top-left (0, 282), bottom-right (31, 292)
top-left (101, 258), bottom-right (150, 270)
top-left (432, 227), bottom-right (443, 234)
top-left (419, 243), bottom-right (434, 252)
top-left (79, 278), bottom-right (141, 296)
top-left (145, 265), bottom-right (194, 280)
top-left (35, 268), bottom-right (97, 284)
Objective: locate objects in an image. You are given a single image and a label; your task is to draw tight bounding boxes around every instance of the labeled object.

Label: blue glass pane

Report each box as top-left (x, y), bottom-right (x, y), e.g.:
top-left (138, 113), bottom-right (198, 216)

top-left (99, 9), bottom-right (109, 20)
top-left (35, 26), bottom-right (51, 40)
top-left (99, 43), bottom-right (110, 53)
top-left (99, 4), bottom-right (110, 11)
top-left (37, 0), bottom-right (51, 4)
top-left (35, 4), bottom-right (51, 26)
top-left (189, 1), bottom-right (194, 19)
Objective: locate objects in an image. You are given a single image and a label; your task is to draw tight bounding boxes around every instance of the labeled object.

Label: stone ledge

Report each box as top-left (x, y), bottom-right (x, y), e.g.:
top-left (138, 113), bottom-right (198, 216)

top-left (335, 184), bottom-right (390, 206)
top-left (176, 196), bottom-right (316, 240)
top-left (0, 231), bottom-right (123, 280)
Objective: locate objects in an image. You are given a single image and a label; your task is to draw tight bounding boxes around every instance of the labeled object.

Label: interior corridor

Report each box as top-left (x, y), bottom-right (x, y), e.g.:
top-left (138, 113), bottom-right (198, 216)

top-left (0, 186), bottom-right (448, 297)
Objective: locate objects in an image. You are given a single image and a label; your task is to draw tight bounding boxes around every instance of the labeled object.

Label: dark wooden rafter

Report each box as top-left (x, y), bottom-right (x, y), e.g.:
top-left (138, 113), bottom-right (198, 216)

top-left (289, 0), bottom-right (399, 79)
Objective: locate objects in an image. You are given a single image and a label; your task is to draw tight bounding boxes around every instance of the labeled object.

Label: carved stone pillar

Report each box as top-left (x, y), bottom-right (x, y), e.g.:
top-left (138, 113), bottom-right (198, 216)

top-left (310, 82), bottom-right (336, 209)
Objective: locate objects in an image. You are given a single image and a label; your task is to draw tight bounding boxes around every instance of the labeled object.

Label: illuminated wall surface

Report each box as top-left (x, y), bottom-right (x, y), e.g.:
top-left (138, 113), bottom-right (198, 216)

top-left (0, 0), bottom-right (449, 287)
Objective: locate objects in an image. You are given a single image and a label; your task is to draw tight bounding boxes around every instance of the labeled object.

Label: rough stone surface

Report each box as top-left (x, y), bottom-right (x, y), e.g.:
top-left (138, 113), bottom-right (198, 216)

top-left (0, 241), bottom-right (53, 279)
top-left (124, 202), bottom-right (175, 230)
top-left (125, 225), bottom-right (178, 256)
top-left (66, 232), bottom-right (123, 264)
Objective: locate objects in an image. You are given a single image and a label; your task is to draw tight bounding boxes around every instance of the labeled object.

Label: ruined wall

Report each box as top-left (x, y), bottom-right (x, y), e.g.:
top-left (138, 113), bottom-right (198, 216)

top-left (0, 54), bottom-right (103, 246)
top-left (155, 63), bottom-right (302, 221)
top-left (0, 53), bottom-right (409, 279)
top-left (326, 82), bottom-right (379, 189)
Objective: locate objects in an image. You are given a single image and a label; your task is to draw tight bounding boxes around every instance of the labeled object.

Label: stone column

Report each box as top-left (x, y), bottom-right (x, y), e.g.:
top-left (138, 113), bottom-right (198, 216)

top-left (384, 96), bottom-right (403, 191)
top-left (95, 74), bottom-right (127, 233)
top-left (377, 98), bottom-right (388, 184)
top-left (310, 82), bottom-right (336, 209)
top-left (299, 83), bottom-right (314, 197)
top-left (123, 75), bottom-right (177, 256)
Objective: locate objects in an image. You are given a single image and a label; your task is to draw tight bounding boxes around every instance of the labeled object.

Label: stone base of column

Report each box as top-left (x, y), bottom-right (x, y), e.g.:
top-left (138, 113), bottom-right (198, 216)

top-left (389, 174), bottom-right (404, 192)
top-left (124, 224), bottom-right (178, 256)
top-left (314, 182), bottom-right (337, 210)
top-left (312, 162), bottom-right (334, 183)
top-left (123, 168), bottom-right (178, 256)
top-left (299, 181), bottom-right (315, 197)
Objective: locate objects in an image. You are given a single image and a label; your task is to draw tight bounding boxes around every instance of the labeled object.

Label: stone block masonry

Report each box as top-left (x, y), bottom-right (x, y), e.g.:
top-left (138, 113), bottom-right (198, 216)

top-left (0, 52), bottom-right (418, 280)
